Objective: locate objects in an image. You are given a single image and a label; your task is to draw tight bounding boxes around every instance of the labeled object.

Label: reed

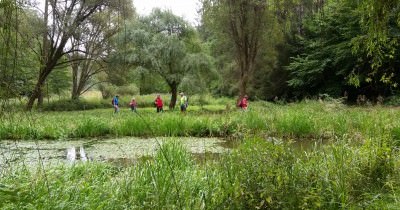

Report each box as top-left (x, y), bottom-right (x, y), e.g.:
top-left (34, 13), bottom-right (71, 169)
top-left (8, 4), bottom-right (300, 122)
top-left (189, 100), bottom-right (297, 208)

top-left (1, 138), bottom-right (399, 209)
top-left (1, 101), bottom-right (400, 140)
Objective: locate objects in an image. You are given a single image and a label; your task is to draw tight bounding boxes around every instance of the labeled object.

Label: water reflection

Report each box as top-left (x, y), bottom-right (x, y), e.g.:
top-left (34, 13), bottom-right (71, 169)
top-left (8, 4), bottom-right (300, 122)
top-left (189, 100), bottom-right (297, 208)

top-left (66, 147), bottom-right (76, 161)
top-left (66, 146), bottom-right (87, 162)
top-left (0, 137), bottom-right (232, 168)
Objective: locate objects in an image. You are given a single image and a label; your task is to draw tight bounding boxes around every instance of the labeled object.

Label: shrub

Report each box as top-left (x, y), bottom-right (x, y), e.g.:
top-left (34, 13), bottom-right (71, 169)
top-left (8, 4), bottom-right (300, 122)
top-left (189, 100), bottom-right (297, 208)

top-left (385, 95), bottom-right (400, 106)
top-left (42, 99), bottom-right (109, 111)
top-left (115, 84), bottom-right (139, 96)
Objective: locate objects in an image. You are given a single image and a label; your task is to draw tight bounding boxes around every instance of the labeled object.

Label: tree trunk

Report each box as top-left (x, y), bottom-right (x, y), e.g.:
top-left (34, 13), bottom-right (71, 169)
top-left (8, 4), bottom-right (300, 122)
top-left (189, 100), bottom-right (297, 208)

top-left (37, 87), bottom-right (44, 107)
top-left (37, 0), bottom-right (48, 108)
top-left (71, 60), bottom-right (79, 100)
top-left (26, 75), bottom-right (46, 110)
top-left (239, 73), bottom-right (248, 98)
top-left (238, 55), bottom-right (251, 98)
top-left (169, 82), bottom-right (178, 109)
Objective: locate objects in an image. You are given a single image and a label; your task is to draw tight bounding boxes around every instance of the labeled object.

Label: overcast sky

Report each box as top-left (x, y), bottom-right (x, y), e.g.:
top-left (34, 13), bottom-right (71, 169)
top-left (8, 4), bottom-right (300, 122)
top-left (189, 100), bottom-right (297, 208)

top-left (36, 0), bottom-right (201, 25)
top-left (132, 0), bottom-right (200, 25)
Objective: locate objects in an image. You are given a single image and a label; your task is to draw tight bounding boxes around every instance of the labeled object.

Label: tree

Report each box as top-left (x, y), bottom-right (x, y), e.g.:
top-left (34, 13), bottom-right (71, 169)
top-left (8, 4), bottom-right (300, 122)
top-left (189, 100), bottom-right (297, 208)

top-left (69, 0), bottom-right (135, 100)
top-left (286, 2), bottom-right (355, 97)
top-left (47, 63), bottom-right (71, 97)
top-left (0, 1), bottom-right (42, 99)
top-left (0, 0), bottom-right (22, 98)
top-left (351, 0), bottom-right (400, 87)
top-left (26, 0), bottom-right (111, 110)
top-left (201, 0), bottom-right (270, 98)
top-left (286, 0), bottom-right (400, 100)
top-left (200, 0), bottom-right (335, 100)
top-left (119, 9), bottom-right (211, 109)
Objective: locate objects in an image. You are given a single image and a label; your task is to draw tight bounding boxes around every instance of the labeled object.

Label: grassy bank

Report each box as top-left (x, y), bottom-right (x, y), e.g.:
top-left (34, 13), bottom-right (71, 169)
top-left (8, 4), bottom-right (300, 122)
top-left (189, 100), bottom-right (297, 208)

top-left (0, 101), bottom-right (399, 140)
top-left (1, 138), bottom-right (399, 209)
top-left (40, 94), bottom-right (234, 111)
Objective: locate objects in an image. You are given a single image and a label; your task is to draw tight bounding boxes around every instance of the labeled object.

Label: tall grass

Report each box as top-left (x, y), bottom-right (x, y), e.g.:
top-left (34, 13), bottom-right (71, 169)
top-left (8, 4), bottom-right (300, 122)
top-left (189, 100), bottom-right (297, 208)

top-left (40, 94), bottom-right (235, 111)
top-left (1, 101), bottom-right (400, 140)
top-left (1, 138), bottom-right (399, 209)
top-left (1, 101), bottom-right (400, 208)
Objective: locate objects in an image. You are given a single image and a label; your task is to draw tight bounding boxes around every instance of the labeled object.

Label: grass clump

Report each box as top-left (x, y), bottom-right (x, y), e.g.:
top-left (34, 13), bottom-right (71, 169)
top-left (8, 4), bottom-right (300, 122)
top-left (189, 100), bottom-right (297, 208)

top-left (72, 118), bottom-right (111, 138)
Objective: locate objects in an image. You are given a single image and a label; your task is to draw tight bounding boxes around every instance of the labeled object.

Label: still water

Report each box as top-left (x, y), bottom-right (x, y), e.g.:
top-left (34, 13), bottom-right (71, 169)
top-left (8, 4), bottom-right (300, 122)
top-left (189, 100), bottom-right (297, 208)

top-left (0, 137), bottom-right (232, 168)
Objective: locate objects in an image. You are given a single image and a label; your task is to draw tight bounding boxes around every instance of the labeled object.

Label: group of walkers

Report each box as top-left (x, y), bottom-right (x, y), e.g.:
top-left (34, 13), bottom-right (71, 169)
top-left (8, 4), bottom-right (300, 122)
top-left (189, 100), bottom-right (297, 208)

top-left (112, 93), bottom-right (248, 114)
top-left (111, 92), bottom-right (190, 114)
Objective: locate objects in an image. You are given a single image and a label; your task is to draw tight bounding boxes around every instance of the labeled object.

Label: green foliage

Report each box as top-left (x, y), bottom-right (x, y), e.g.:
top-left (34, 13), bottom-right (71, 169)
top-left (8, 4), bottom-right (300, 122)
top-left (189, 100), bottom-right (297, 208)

top-left (97, 83), bottom-right (117, 99)
top-left (287, 1), bottom-right (358, 97)
top-left (1, 100), bottom-right (399, 140)
top-left (384, 95), bottom-right (400, 106)
top-left (287, 0), bottom-right (400, 100)
top-left (42, 99), bottom-right (111, 111)
top-left (1, 137), bottom-right (399, 209)
top-left (275, 111), bottom-right (315, 137)
top-left (110, 9), bottom-right (214, 107)
top-left (0, 3), bottom-right (42, 99)
top-left (114, 84), bottom-right (139, 96)
top-left (47, 64), bottom-right (71, 96)
top-left (73, 118), bottom-right (111, 138)
top-left (356, 0), bottom-right (400, 75)
top-left (201, 0), bottom-right (277, 98)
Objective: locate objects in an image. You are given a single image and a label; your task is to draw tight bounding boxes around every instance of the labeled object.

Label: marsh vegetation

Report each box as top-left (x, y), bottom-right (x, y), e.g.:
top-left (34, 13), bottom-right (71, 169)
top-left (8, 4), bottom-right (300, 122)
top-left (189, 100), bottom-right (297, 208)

top-left (1, 101), bottom-right (400, 209)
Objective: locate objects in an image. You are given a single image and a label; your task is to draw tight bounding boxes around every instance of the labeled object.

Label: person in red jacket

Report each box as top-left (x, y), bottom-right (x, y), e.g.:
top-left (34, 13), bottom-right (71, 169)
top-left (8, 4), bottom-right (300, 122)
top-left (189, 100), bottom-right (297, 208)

top-left (238, 95), bottom-right (248, 111)
top-left (129, 97), bottom-right (137, 112)
top-left (154, 94), bottom-right (163, 113)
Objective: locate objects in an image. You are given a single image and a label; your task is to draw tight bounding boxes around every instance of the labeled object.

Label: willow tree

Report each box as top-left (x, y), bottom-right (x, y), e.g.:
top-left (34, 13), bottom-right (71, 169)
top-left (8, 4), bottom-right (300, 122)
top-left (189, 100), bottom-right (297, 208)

top-left (26, 0), bottom-right (111, 110)
top-left (350, 0), bottom-right (400, 87)
top-left (69, 0), bottom-right (135, 100)
top-left (120, 9), bottom-right (211, 109)
top-left (202, 0), bottom-right (270, 98)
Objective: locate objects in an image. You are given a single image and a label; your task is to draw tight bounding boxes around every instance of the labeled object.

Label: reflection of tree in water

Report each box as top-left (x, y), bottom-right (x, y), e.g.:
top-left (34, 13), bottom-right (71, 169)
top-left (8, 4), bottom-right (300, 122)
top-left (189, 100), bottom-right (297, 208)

top-left (66, 146), bottom-right (88, 162)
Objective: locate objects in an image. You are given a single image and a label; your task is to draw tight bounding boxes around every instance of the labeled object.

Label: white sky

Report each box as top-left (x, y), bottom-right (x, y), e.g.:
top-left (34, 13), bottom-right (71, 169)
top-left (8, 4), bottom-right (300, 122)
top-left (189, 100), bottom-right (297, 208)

top-left (132, 0), bottom-right (200, 25)
top-left (35, 0), bottom-right (201, 25)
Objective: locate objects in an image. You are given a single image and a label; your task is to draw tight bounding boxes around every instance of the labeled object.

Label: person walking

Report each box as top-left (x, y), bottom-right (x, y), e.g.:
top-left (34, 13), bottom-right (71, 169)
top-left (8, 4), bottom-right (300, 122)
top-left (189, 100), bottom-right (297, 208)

top-left (238, 95), bottom-right (248, 111)
top-left (112, 95), bottom-right (119, 114)
top-left (179, 92), bottom-right (188, 112)
top-left (154, 94), bottom-right (163, 113)
top-left (129, 97), bottom-right (137, 112)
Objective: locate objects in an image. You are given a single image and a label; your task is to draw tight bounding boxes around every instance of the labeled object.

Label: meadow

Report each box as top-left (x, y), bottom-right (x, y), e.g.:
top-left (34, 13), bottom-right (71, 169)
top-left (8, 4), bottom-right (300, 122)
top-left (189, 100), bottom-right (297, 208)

top-left (0, 100), bottom-right (399, 140)
top-left (1, 100), bottom-right (400, 209)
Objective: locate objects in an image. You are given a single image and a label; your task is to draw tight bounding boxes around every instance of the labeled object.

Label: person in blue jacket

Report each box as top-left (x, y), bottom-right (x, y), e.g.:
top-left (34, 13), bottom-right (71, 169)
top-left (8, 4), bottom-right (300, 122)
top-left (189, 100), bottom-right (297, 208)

top-left (112, 95), bottom-right (119, 114)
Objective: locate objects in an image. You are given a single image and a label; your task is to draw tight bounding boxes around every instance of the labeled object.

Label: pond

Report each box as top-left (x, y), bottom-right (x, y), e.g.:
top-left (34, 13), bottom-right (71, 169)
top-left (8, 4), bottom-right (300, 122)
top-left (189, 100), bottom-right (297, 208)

top-left (0, 137), bottom-right (233, 168)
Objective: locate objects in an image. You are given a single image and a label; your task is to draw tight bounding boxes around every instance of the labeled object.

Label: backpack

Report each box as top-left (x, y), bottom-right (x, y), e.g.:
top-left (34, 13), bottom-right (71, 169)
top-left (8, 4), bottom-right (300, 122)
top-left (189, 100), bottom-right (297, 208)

top-left (111, 99), bottom-right (115, 105)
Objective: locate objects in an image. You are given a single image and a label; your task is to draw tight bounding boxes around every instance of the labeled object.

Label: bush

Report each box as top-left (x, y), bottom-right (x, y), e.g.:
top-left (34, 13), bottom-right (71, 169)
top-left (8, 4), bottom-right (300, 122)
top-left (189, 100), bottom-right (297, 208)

top-left (42, 99), bottom-right (110, 111)
top-left (98, 83), bottom-right (117, 99)
top-left (115, 84), bottom-right (139, 96)
top-left (384, 95), bottom-right (400, 106)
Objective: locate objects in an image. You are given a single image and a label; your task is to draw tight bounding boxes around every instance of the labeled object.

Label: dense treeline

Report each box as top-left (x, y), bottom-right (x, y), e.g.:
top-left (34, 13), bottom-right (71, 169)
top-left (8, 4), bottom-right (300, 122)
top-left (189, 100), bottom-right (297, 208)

top-left (1, 0), bottom-right (400, 109)
top-left (201, 0), bottom-right (400, 102)
top-left (287, 0), bottom-right (400, 102)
